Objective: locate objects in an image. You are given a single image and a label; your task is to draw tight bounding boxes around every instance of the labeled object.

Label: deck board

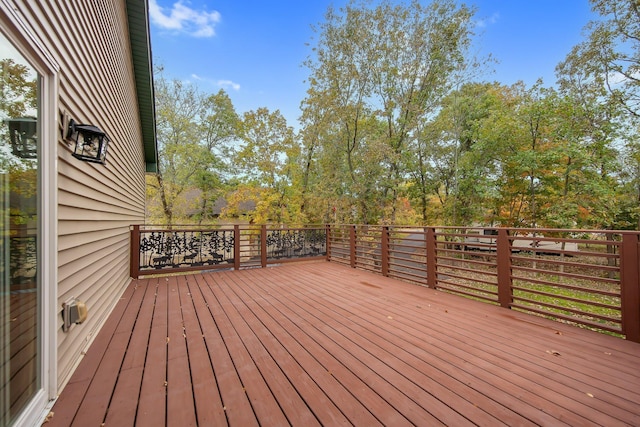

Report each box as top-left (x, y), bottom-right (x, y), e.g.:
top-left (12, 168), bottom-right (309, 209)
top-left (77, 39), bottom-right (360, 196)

top-left (259, 266), bottom-right (546, 425)
top-left (103, 278), bottom-right (154, 426)
top-left (209, 272), bottom-right (322, 426)
top-left (180, 276), bottom-right (227, 426)
top-left (189, 274), bottom-right (258, 427)
top-left (137, 277), bottom-right (169, 426)
top-left (238, 267), bottom-right (513, 426)
top-left (304, 265), bottom-right (639, 425)
top-left (198, 273), bottom-right (292, 426)
top-left (166, 274), bottom-right (197, 427)
top-left (46, 262), bottom-right (640, 426)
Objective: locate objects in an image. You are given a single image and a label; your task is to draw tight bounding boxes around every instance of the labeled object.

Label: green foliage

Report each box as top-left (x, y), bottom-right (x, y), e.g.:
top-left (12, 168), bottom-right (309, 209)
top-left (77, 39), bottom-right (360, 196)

top-left (0, 59), bottom-right (37, 118)
top-left (300, 0), bottom-right (478, 224)
top-left (147, 69), bottom-right (239, 225)
top-left (233, 108), bottom-right (304, 224)
top-left (559, 0), bottom-right (639, 119)
top-left (0, 57), bottom-right (38, 225)
top-left (148, 0), bottom-right (640, 231)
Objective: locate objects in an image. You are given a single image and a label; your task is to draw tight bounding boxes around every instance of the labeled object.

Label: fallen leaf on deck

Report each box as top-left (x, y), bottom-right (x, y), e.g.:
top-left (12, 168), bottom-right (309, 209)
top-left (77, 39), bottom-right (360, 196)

top-left (387, 316), bottom-right (393, 320)
top-left (586, 392), bottom-right (594, 398)
top-left (546, 350), bottom-right (561, 356)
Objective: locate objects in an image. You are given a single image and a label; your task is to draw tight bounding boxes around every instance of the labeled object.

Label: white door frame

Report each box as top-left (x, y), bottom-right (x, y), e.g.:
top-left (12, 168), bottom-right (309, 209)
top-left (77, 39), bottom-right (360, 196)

top-left (0, 2), bottom-right (59, 426)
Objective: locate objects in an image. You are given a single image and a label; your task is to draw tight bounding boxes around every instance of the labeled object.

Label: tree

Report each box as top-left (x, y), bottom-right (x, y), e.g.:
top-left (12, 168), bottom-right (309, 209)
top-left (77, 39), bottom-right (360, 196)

top-left (0, 59), bottom-right (37, 119)
top-left (558, 0), bottom-right (639, 228)
top-left (561, 0), bottom-right (639, 118)
top-left (1, 58), bottom-right (37, 171)
top-left (232, 108), bottom-right (301, 224)
top-left (194, 90), bottom-right (240, 224)
top-left (412, 82), bottom-right (504, 225)
top-left (147, 69), bottom-right (235, 225)
top-left (301, 0), bottom-right (478, 224)
top-left (0, 58), bottom-right (38, 226)
top-left (552, 72), bottom-right (622, 229)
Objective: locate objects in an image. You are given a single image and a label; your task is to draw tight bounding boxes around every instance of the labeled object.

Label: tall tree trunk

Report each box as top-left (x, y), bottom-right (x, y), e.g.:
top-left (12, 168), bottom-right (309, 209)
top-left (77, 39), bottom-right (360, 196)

top-left (157, 174), bottom-right (173, 227)
top-left (198, 195), bottom-right (209, 226)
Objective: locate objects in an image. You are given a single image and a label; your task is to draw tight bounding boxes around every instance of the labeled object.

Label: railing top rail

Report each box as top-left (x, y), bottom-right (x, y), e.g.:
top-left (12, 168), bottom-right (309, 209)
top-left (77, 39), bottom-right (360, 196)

top-left (134, 224), bottom-right (640, 234)
top-left (323, 224), bottom-right (640, 235)
top-left (132, 224), bottom-right (328, 231)
top-left (432, 226), bottom-right (640, 235)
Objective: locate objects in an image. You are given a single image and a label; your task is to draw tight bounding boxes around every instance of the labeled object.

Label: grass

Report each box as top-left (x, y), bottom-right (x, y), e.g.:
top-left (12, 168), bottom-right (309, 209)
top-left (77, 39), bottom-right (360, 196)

top-left (428, 250), bottom-right (623, 335)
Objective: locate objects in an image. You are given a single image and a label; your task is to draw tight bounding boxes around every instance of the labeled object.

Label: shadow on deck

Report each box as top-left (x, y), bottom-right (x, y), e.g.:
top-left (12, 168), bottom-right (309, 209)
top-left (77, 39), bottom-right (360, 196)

top-left (46, 262), bottom-right (640, 426)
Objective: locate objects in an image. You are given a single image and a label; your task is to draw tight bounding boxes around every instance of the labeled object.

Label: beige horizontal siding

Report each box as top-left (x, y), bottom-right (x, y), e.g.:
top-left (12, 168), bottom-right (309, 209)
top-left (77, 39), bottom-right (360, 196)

top-left (5, 0), bottom-right (149, 391)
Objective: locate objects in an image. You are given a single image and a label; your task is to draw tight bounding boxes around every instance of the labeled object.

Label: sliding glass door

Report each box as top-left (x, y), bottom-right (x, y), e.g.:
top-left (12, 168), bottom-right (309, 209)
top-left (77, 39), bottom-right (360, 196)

top-left (0, 31), bottom-right (40, 426)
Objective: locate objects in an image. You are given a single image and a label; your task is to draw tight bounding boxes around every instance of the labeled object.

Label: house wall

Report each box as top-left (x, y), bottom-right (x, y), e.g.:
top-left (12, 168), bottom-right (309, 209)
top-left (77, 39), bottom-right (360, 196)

top-left (5, 1), bottom-right (147, 390)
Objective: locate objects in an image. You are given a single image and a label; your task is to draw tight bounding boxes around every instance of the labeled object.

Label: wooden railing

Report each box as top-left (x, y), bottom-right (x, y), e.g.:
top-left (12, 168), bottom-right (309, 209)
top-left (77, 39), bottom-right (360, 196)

top-left (131, 224), bottom-right (640, 342)
top-left (326, 225), bottom-right (640, 342)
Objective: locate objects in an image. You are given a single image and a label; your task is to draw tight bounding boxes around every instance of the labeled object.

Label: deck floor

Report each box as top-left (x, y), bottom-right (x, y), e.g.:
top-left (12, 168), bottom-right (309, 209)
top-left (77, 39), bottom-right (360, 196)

top-left (46, 262), bottom-right (640, 426)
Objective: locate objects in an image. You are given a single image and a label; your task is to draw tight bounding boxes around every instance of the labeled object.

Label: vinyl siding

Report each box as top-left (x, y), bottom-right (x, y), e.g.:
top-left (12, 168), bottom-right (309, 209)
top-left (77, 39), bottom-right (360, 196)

top-left (4, 0), bottom-right (148, 390)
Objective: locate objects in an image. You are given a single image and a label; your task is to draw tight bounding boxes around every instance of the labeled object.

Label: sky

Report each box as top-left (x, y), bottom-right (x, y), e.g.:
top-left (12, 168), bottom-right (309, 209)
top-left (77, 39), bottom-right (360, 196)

top-left (148, 0), bottom-right (597, 128)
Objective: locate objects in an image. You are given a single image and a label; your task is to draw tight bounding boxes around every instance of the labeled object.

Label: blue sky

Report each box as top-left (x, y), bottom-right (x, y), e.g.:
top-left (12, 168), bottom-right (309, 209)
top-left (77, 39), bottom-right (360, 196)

top-left (149, 0), bottom-right (596, 127)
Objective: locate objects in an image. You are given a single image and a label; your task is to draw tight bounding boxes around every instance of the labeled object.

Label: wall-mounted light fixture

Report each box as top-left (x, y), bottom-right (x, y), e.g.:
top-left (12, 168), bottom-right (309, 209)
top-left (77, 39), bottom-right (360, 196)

top-left (67, 119), bottom-right (110, 164)
top-left (4, 117), bottom-right (37, 159)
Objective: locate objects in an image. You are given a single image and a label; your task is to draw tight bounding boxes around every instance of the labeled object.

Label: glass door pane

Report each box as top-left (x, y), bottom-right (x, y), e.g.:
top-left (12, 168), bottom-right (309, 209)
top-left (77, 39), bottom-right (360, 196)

top-left (0, 32), bottom-right (40, 426)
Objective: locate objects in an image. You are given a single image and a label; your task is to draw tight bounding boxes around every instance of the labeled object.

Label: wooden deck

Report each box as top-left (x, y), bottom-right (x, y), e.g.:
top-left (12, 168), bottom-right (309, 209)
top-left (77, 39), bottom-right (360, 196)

top-left (46, 261), bottom-right (640, 426)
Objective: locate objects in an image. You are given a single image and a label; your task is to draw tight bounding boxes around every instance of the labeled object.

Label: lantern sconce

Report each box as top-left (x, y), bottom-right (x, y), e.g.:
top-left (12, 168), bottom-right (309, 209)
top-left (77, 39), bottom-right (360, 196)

top-left (4, 117), bottom-right (38, 159)
top-left (66, 119), bottom-right (110, 164)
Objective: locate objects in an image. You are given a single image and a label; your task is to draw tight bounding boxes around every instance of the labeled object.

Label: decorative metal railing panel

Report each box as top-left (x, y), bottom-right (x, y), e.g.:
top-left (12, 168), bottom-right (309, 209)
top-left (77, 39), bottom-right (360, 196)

top-left (132, 225), bottom-right (328, 275)
top-left (265, 228), bottom-right (327, 260)
top-left (138, 229), bottom-right (235, 271)
top-left (9, 235), bottom-right (37, 287)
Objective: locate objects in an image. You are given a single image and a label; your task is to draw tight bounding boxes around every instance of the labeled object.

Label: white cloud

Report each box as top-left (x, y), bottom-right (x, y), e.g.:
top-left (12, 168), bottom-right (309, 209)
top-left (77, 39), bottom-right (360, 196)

top-left (189, 74), bottom-right (240, 91)
top-left (475, 12), bottom-right (500, 29)
top-left (217, 80), bottom-right (241, 91)
top-left (149, 0), bottom-right (221, 38)
top-left (608, 70), bottom-right (640, 86)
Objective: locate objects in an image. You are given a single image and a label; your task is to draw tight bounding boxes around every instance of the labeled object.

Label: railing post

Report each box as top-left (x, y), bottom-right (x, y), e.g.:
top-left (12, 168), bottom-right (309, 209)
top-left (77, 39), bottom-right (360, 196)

top-left (130, 225), bottom-right (141, 279)
top-left (381, 226), bottom-right (389, 276)
top-left (496, 228), bottom-right (513, 308)
top-left (260, 225), bottom-right (267, 268)
top-left (350, 225), bottom-right (356, 268)
top-left (621, 233), bottom-right (640, 342)
top-left (426, 227), bottom-right (436, 288)
top-left (234, 225), bottom-right (241, 270)
top-left (325, 224), bottom-right (331, 261)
